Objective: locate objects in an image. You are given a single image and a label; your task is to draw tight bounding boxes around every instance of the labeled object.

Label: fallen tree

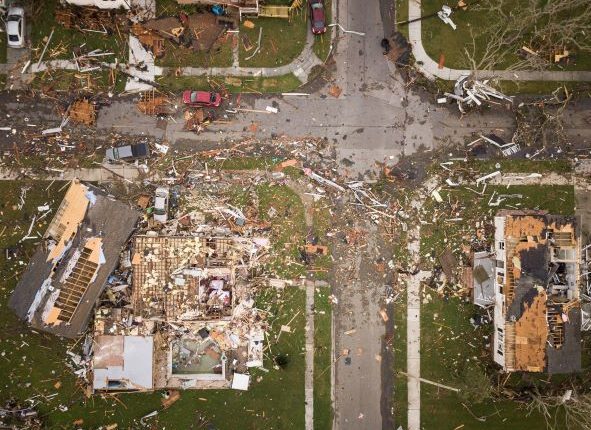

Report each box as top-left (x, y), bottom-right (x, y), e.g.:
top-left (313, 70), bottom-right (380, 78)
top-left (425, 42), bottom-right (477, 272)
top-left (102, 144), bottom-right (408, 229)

top-left (463, 0), bottom-right (591, 71)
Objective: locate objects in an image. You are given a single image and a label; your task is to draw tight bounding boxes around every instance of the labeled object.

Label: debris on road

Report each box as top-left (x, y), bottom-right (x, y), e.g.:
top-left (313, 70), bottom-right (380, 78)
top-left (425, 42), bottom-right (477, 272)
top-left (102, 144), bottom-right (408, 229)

top-left (443, 75), bottom-right (513, 113)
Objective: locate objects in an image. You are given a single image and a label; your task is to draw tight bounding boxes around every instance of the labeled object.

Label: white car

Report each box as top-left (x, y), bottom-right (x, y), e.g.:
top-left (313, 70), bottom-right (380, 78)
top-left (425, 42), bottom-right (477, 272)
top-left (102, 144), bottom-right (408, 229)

top-left (6, 6), bottom-right (25, 48)
top-left (153, 187), bottom-right (169, 224)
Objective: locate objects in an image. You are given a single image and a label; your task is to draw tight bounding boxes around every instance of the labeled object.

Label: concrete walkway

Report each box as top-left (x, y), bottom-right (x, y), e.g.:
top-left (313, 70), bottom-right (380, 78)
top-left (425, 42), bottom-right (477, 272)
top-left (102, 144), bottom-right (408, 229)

top-left (404, 178), bottom-right (437, 430)
top-left (0, 164), bottom-right (147, 182)
top-left (406, 267), bottom-right (430, 430)
top-left (28, 27), bottom-right (322, 84)
top-left (407, 0), bottom-right (591, 81)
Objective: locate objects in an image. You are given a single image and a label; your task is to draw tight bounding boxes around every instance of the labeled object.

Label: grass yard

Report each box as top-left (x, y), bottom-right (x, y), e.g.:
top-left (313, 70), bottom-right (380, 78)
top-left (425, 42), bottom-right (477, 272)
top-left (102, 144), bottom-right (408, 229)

top-left (239, 13), bottom-right (308, 68)
top-left (0, 180), bottom-right (309, 429)
top-left (395, 0), bottom-right (409, 39)
top-left (314, 286), bottom-right (333, 430)
top-left (309, 202), bottom-right (332, 280)
top-left (420, 0), bottom-right (591, 72)
top-left (209, 156), bottom-right (279, 171)
top-left (462, 159), bottom-right (573, 175)
top-left (29, 68), bottom-right (127, 94)
top-left (420, 185), bottom-right (575, 266)
top-left (156, 0), bottom-right (204, 16)
top-left (225, 182), bottom-right (307, 279)
top-left (157, 73), bottom-right (302, 93)
top-left (415, 172), bottom-right (580, 429)
top-left (0, 33), bottom-right (6, 64)
top-left (157, 37), bottom-right (234, 68)
top-left (30, 0), bottom-right (128, 62)
top-left (420, 296), bottom-right (549, 430)
top-left (257, 184), bottom-right (308, 278)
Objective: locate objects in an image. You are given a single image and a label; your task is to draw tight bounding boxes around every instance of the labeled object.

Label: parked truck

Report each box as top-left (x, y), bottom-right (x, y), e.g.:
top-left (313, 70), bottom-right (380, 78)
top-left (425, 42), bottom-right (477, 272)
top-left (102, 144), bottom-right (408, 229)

top-left (105, 143), bottom-right (150, 163)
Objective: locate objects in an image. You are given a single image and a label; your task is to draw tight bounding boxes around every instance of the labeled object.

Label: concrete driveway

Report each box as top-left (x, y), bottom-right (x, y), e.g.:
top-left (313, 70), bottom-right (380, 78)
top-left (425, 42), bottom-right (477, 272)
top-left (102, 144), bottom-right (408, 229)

top-left (4, 2), bottom-right (32, 90)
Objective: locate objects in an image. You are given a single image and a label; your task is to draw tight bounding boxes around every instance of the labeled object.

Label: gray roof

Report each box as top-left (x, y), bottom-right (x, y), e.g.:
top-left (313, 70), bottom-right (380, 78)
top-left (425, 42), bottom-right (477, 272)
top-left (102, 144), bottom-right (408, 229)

top-left (8, 182), bottom-right (139, 338)
top-left (93, 335), bottom-right (154, 391)
top-left (472, 251), bottom-right (495, 307)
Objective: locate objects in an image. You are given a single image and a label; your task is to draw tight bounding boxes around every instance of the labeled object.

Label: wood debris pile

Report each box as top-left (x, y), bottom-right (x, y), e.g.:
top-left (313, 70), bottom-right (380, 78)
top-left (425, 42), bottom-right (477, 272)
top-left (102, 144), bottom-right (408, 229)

top-left (131, 23), bottom-right (166, 57)
top-left (442, 75), bottom-right (513, 114)
top-left (137, 90), bottom-right (174, 116)
top-left (68, 98), bottom-right (96, 126)
top-left (55, 5), bottom-right (129, 34)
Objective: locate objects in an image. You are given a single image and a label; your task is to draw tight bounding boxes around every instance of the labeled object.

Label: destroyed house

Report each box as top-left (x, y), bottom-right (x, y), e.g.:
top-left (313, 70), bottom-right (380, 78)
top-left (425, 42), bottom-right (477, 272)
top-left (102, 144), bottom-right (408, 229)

top-left (9, 180), bottom-right (140, 338)
top-left (131, 235), bottom-right (241, 321)
top-left (493, 211), bottom-right (581, 373)
top-left (92, 234), bottom-right (267, 392)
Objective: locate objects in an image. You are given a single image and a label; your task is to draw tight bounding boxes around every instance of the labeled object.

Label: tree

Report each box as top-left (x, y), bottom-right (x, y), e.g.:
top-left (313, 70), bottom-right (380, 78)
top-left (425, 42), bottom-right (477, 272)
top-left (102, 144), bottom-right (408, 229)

top-left (463, 0), bottom-right (591, 72)
top-left (527, 387), bottom-right (591, 430)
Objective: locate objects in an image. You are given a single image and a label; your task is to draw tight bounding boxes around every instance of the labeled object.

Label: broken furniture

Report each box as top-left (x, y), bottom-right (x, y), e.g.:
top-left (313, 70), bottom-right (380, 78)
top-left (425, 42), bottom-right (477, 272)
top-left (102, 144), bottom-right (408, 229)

top-left (437, 5), bottom-right (456, 30)
top-left (443, 75), bottom-right (513, 114)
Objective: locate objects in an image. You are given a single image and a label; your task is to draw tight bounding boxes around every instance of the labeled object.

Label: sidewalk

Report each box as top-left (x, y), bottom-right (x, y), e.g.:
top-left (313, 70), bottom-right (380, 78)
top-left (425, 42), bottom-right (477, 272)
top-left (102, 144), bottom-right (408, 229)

top-left (407, 0), bottom-right (591, 81)
top-left (0, 164), bottom-right (151, 182)
top-left (28, 27), bottom-right (322, 85)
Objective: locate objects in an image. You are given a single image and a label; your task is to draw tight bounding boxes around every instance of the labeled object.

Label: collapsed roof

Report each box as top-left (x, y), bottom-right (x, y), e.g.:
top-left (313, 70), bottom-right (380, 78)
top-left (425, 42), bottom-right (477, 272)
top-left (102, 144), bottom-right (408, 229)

top-left (9, 180), bottom-right (140, 338)
top-left (91, 233), bottom-right (269, 392)
top-left (493, 210), bottom-right (581, 373)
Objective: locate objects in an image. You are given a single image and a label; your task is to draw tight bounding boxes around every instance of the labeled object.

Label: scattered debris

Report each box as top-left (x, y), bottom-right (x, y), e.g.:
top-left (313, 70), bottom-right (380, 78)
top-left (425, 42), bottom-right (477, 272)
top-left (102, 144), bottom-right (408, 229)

top-left (443, 75), bottom-right (513, 114)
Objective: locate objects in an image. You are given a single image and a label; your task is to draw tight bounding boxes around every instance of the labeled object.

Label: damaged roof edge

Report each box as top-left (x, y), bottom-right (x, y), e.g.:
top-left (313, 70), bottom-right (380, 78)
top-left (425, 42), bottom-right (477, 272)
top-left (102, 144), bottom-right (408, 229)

top-left (8, 180), bottom-right (141, 339)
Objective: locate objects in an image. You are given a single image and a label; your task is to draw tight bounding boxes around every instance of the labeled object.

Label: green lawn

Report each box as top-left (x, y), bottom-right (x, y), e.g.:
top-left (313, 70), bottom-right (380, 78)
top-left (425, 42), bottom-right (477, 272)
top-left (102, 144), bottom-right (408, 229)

top-left (30, 68), bottom-right (126, 94)
top-left (0, 180), bottom-right (309, 429)
top-left (421, 296), bottom-right (549, 430)
top-left (314, 286), bottom-right (333, 430)
top-left (156, 38), bottom-right (234, 68)
top-left (257, 184), bottom-right (308, 278)
top-left (239, 14), bottom-right (308, 68)
top-left (420, 0), bottom-right (591, 72)
top-left (395, 0), bottom-right (409, 39)
top-left (30, 0), bottom-right (128, 62)
top-left (415, 176), bottom-right (578, 428)
top-left (210, 156), bottom-right (279, 170)
top-left (157, 73), bottom-right (302, 93)
top-left (156, 0), bottom-right (204, 16)
top-left (462, 159), bottom-right (573, 174)
top-left (224, 182), bottom-right (307, 279)
top-left (420, 185), bottom-right (575, 266)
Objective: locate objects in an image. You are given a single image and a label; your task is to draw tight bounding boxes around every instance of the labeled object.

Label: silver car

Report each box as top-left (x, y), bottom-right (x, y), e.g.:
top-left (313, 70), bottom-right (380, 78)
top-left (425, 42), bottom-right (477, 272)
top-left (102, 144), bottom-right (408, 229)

top-left (153, 187), bottom-right (169, 223)
top-left (6, 6), bottom-right (25, 49)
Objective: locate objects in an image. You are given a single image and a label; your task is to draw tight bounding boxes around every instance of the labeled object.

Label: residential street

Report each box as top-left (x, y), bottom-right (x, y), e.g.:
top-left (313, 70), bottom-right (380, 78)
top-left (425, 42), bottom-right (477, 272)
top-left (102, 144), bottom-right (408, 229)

top-left (1, 2), bottom-right (591, 430)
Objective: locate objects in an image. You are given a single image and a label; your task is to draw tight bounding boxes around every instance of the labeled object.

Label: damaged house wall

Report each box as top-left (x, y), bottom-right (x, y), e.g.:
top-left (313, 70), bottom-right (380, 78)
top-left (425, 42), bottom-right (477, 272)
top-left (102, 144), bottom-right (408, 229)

top-left (493, 210), bottom-right (581, 374)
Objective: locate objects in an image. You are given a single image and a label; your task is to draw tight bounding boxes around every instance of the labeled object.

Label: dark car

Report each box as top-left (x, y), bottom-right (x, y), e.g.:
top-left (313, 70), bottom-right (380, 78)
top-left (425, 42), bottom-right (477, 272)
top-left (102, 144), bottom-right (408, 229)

top-left (105, 143), bottom-right (150, 162)
top-left (308, 0), bottom-right (326, 35)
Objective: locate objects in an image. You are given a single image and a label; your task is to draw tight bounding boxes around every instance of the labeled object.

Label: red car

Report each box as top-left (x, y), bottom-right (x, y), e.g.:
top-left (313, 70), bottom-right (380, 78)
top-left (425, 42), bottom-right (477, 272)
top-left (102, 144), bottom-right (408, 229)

top-left (309, 0), bottom-right (327, 35)
top-left (182, 90), bottom-right (222, 107)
